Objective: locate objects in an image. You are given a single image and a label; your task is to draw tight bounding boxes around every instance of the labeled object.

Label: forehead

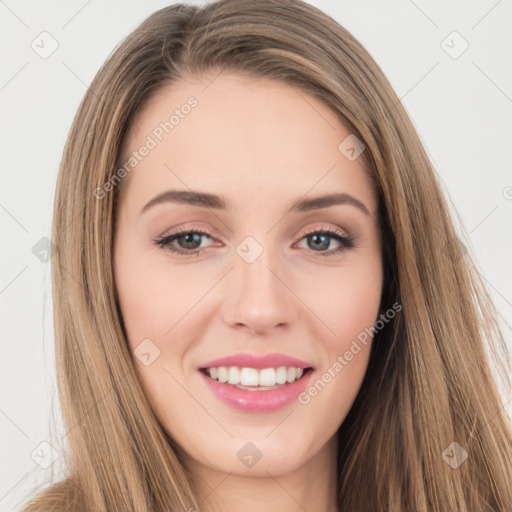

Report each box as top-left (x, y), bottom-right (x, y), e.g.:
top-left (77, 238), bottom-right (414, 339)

top-left (119, 73), bottom-right (376, 216)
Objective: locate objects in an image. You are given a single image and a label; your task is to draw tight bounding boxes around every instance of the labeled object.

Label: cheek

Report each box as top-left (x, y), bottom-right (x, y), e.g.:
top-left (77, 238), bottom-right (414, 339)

top-left (332, 277), bottom-right (381, 346)
top-left (115, 247), bottom-right (207, 349)
top-left (296, 262), bottom-right (382, 419)
top-left (300, 262), bottom-right (382, 353)
top-left (114, 247), bottom-right (205, 415)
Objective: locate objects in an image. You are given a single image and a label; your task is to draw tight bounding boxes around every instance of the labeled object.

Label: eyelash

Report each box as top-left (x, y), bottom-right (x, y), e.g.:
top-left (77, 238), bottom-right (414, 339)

top-left (154, 226), bottom-right (355, 258)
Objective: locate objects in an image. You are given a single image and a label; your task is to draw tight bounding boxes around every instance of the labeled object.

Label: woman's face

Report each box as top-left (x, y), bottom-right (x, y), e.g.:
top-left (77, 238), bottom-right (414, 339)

top-left (114, 72), bottom-right (383, 479)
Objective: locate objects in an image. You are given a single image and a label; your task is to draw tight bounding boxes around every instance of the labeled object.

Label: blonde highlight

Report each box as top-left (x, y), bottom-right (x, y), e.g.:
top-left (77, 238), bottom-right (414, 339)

top-left (21, 1), bottom-right (512, 511)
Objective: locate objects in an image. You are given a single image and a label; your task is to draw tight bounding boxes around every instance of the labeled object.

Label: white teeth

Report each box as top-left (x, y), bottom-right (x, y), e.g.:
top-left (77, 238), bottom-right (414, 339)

top-left (205, 366), bottom-right (307, 387)
top-left (227, 366), bottom-right (240, 385)
top-left (259, 368), bottom-right (276, 387)
top-left (240, 367), bottom-right (259, 386)
top-left (276, 366), bottom-right (287, 384)
top-left (217, 367), bottom-right (228, 383)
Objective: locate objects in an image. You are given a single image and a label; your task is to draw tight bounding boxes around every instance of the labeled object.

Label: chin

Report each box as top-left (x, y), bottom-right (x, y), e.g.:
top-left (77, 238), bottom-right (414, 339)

top-left (182, 429), bottom-right (320, 478)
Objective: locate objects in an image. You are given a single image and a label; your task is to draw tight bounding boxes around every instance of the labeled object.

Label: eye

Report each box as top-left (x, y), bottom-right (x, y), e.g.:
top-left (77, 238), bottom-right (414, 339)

top-left (153, 226), bottom-right (355, 257)
top-left (294, 226), bottom-right (355, 257)
top-left (154, 228), bottom-right (215, 256)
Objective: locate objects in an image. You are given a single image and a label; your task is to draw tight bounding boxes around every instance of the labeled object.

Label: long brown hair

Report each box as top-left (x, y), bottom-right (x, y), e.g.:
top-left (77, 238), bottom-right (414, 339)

top-left (20, 0), bottom-right (512, 510)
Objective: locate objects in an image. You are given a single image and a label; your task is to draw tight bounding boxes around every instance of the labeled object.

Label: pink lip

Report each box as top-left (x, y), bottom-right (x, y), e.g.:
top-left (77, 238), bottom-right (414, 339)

top-left (198, 353), bottom-right (314, 412)
top-left (199, 368), bottom-right (313, 413)
top-left (199, 352), bottom-right (314, 370)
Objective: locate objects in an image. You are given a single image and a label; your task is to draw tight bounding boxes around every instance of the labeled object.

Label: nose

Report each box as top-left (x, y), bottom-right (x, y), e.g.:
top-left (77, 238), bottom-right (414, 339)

top-left (221, 241), bottom-right (298, 336)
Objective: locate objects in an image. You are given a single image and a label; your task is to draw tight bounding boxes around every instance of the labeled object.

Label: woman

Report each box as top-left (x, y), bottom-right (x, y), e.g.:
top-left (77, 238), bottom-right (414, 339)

top-left (21, 0), bottom-right (512, 510)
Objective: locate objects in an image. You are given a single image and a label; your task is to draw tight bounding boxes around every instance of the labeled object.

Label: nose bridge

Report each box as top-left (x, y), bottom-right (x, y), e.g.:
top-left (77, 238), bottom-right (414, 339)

top-left (236, 233), bottom-right (285, 303)
top-left (239, 237), bottom-right (278, 291)
top-left (222, 233), bottom-right (297, 333)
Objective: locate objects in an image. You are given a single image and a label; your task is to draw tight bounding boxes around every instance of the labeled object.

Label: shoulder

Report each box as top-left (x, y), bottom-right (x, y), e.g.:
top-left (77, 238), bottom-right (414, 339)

top-left (18, 479), bottom-right (78, 512)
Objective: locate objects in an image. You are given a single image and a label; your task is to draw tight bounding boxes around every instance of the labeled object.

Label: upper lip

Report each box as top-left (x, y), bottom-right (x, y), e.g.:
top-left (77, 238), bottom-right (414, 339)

top-left (199, 353), bottom-right (314, 370)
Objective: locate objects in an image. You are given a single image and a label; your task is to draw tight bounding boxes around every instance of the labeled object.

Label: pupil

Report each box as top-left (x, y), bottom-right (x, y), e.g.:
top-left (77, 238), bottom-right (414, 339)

top-left (176, 233), bottom-right (332, 251)
top-left (180, 233), bottom-right (200, 249)
top-left (310, 234), bottom-right (329, 251)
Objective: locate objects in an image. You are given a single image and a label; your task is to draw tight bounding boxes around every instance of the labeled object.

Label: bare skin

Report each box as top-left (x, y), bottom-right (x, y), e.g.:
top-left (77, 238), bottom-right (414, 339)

top-left (114, 72), bottom-right (383, 512)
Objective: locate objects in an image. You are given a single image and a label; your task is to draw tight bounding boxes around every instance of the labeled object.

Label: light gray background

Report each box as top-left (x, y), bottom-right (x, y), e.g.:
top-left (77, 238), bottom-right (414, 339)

top-left (1, 1), bottom-right (511, 510)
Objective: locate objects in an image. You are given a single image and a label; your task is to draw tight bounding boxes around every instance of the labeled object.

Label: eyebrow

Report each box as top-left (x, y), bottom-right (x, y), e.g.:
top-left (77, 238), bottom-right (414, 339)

top-left (140, 189), bottom-right (370, 216)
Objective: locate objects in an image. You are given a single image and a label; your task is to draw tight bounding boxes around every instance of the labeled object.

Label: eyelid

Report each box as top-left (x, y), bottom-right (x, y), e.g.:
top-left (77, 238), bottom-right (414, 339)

top-left (157, 222), bottom-right (351, 244)
top-left (298, 223), bottom-right (351, 239)
top-left (154, 222), bottom-right (355, 256)
top-left (157, 222), bottom-right (222, 239)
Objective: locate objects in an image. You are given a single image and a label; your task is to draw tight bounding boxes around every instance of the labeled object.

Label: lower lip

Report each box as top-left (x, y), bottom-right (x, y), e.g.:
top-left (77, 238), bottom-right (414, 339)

top-left (199, 370), bottom-right (313, 412)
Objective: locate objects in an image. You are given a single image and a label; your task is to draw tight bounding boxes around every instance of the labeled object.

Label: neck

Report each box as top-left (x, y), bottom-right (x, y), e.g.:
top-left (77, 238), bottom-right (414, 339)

top-left (186, 433), bottom-right (340, 512)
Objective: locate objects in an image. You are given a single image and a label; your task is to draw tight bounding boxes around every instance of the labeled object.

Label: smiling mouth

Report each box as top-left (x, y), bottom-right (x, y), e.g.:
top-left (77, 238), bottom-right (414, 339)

top-left (200, 366), bottom-right (313, 391)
